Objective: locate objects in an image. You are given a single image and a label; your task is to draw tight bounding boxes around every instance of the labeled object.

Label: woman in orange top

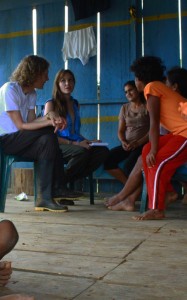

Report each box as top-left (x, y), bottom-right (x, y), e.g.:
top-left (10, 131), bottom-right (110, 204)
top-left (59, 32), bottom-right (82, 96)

top-left (130, 56), bottom-right (187, 220)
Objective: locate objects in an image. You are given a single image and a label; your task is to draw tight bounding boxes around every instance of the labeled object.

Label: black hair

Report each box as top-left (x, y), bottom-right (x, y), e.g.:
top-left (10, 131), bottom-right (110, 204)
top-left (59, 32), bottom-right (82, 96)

top-left (167, 66), bottom-right (187, 98)
top-left (130, 56), bottom-right (166, 84)
top-left (123, 80), bottom-right (136, 89)
top-left (123, 80), bottom-right (146, 103)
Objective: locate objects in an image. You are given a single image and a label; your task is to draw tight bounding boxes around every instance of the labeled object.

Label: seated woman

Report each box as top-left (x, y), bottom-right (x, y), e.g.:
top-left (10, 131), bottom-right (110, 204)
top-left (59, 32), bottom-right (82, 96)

top-left (105, 66), bottom-right (187, 211)
top-left (104, 80), bottom-right (150, 184)
top-left (44, 69), bottom-right (109, 184)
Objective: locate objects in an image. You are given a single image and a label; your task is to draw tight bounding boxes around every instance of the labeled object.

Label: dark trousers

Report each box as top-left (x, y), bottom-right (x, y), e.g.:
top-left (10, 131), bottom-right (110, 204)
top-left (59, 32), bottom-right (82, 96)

top-left (60, 144), bottom-right (110, 181)
top-left (0, 127), bottom-right (65, 197)
top-left (104, 145), bottom-right (143, 176)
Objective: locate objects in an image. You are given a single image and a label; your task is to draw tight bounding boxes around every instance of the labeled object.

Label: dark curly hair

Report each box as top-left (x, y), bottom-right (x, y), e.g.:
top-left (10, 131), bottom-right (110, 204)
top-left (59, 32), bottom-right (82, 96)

top-left (167, 66), bottom-right (187, 98)
top-left (130, 56), bottom-right (166, 84)
top-left (10, 55), bottom-right (49, 86)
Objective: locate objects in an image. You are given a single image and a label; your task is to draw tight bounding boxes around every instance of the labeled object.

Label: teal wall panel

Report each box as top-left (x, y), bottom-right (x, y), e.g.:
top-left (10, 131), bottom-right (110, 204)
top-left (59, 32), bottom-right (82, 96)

top-left (99, 103), bottom-right (123, 149)
top-left (0, 0), bottom-right (65, 11)
top-left (1, 0), bottom-right (186, 100)
top-left (100, 0), bottom-right (136, 102)
top-left (136, 0), bottom-right (187, 70)
top-left (142, 0), bottom-right (179, 69)
top-left (36, 2), bottom-right (65, 103)
top-left (0, 7), bottom-right (33, 86)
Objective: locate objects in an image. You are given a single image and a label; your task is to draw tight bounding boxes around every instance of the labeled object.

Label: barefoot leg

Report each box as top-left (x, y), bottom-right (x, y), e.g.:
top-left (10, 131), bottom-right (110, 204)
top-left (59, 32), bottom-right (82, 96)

top-left (132, 209), bottom-right (165, 221)
top-left (108, 198), bottom-right (135, 211)
top-left (105, 194), bottom-right (124, 207)
top-left (105, 158), bottom-right (143, 207)
top-left (108, 186), bottom-right (142, 211)
top-left (106, 168), bottom-right (128, 185)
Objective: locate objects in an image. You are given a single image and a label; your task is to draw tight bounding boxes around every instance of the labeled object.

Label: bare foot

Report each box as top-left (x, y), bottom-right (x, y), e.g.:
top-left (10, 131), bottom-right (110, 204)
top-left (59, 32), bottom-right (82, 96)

top-left (132, 209), bottom-right (165, 221)
top-left (165, 192), bottom-right (178, 206)
top-left (0, 295), bottom-right (35, 300)
top-left (0, 262), bottom-right (12, 286)
top-left (104, 195), bottom-right (123, 207)
top-left (108, 199), bottom-right (135, 211)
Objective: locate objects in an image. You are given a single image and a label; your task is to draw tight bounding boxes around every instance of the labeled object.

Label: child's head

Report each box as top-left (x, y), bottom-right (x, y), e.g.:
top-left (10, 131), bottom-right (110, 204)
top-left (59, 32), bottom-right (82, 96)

top-left (166, 67), bottom-right (187, 98)
top-left (130, 56), bottom-right (166, 91)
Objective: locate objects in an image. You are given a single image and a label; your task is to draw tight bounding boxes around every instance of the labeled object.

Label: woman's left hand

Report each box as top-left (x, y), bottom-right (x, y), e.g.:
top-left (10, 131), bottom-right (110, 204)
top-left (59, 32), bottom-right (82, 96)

top-left (78, 139), bottom-right (91, 149)
top-left (146, 151), bottom-right (156, 168)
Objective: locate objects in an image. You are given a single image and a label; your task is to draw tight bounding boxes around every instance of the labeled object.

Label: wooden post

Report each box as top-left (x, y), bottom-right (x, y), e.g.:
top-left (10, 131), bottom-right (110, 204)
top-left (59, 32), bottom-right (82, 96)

top-left (14, 168), bottom-right (34, 196)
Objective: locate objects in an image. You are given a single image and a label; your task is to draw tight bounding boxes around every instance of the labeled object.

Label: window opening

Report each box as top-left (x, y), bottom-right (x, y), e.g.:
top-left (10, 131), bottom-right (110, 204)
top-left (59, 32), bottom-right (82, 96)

top-left (64, 1), bottom-right (68, 69)
top-left (32, 7), bottom-right (37, 55)
top-left (178, 0), bottom-right (182, 66)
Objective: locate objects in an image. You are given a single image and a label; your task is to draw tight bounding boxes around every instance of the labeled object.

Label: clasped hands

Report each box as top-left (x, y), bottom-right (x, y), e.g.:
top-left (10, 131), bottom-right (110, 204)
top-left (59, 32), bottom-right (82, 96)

top-left (121, 140), bottom-right (139, 151)
top-left (46, 111), bottom-right (67, 133)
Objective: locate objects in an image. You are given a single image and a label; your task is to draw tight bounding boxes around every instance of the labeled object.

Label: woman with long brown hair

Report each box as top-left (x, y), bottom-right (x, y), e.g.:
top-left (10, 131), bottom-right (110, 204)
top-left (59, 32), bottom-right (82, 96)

top-left (44, 69), bottom-right (109, 185)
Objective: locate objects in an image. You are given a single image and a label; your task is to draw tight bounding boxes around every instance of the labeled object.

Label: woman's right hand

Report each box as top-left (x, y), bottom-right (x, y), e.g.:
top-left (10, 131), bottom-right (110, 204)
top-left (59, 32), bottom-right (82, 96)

top-left (53, 117), bottom-right (67, 133)
top-left (78, 139), bottom-right (90, 149)
top-left (46, 112), bottom-right (67, 132)
top-left (146, 151), bottom-right (156, 168)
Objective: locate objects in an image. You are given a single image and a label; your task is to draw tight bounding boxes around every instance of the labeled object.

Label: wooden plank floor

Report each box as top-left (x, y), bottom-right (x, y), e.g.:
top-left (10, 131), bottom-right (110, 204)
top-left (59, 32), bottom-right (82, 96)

top-left (1, 193), bottom-right (187, 299)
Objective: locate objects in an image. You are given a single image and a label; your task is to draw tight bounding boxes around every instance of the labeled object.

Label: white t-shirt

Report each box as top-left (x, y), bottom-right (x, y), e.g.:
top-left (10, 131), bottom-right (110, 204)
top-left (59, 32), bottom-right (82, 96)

top-left (0, 82), bottom-right (36, 135)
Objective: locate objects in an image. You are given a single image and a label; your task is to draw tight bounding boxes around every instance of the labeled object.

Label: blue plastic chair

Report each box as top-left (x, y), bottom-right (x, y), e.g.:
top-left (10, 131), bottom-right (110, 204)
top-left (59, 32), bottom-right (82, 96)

top-left (0, 146), bottom-right (37, 212)
top-left (140, 164), bottom-right (187, 213)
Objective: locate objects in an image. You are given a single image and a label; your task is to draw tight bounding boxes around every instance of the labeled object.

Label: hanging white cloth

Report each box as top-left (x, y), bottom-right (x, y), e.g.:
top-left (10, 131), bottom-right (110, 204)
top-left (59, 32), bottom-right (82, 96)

top-left (62, 26), bottom-right (97, 65)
